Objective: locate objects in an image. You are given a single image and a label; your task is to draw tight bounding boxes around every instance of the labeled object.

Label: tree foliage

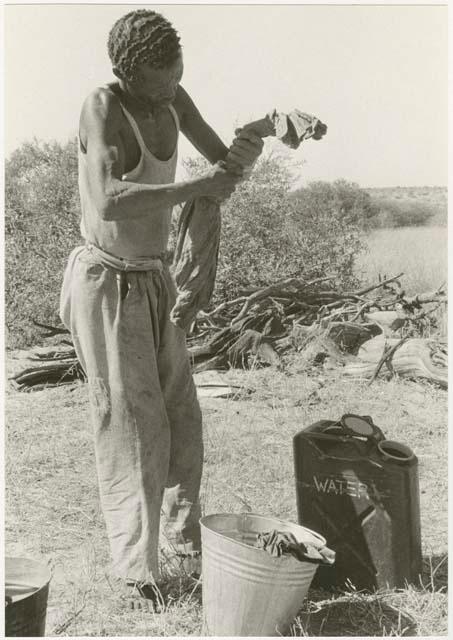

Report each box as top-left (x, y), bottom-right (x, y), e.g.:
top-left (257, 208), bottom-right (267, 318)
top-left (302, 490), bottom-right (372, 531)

top-left (183, 157), bottom-right (366, 302)
top-left (367, 196), bottom-right (436, 228)
top-left (5, 138), bottom-right (80, 347)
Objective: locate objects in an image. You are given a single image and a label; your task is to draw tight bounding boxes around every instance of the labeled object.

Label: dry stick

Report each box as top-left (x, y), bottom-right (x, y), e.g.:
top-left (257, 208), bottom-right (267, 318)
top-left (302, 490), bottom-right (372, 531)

top-left (350, 301), bottom-right (376, 323)
top-left (404, 292), bottom-right (447, 307)
top-left (355, 273), bottom-right (404, 297)
top-left (410, 303), bottom-right (443, 323)
top-left (368, 337), bottom-right (408, 385)
top-left (202, 296), bottom-right (248, 318)
top-left (304, 275), bottom-right (337, 286)
top-left (197, 315), bottom-right (222, 330)
top-left (319, 300), bottom-right (348, 313)
top-left (52, 605), bottom-right (87, 635)
top-left (30, 349), bottom-right (77, 361)
top-left (327, 306), bottom-right (362, 322)
top-left (233, 278), bottom-right (313, 323)
top-left (32, 319), bottom-right (70, 336)
top-left (203, 276), bottom-right (334, 321)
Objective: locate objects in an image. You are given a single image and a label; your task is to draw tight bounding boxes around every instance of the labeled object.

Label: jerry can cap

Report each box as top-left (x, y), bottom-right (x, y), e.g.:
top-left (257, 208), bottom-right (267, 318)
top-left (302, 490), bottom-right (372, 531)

top-left (340, 414), bottom-right (385, 441)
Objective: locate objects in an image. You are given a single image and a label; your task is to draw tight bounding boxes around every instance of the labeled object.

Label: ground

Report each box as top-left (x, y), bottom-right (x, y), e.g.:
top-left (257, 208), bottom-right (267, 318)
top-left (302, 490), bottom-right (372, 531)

top-left (5, 352), bottom-right (448, 637)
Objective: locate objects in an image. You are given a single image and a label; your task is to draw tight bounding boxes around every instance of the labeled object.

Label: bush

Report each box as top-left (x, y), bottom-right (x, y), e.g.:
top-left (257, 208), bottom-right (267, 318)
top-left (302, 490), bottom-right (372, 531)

top-left (183, 156), bottom-right (366, 302)
top-left (368, 196), bottom-right (436, 228)
top-left (287, 180), bottom-right (368, 290)
top-left (291, 179), bottom-right (379, 229)
top-left (5, 138), bottom-right (81, 348)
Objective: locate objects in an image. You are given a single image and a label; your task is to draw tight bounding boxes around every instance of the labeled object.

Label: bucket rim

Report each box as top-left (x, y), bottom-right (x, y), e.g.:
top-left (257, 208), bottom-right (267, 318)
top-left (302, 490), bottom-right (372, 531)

top-left (199, 512), bottom-right (327, 550)
top-left (5, 556), bottom-right (52, 587)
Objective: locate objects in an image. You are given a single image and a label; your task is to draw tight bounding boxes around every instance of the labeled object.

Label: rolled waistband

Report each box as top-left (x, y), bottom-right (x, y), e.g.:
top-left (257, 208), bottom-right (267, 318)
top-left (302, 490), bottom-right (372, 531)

top-left (85, 243), bottom-right (163, 272)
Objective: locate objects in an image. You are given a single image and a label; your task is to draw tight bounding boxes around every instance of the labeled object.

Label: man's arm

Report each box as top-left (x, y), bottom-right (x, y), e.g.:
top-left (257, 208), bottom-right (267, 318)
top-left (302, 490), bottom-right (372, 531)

top-left (175, 86), bottom-right (229, 164)
top-left (176, 85), bottom-right (264, 169)
top-left (80, 88), bottom-right (239, 222)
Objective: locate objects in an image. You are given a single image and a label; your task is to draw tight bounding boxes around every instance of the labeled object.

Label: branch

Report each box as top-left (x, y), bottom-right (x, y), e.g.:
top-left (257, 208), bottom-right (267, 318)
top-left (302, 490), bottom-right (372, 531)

top-left (202, 296), bottom-right (248, 318)
top-left (32, 319), bottom-right (70, 336)
top-left (368, 337), bottom-right (408, 385)
top-left (355, 273), bottom-right (404, 297)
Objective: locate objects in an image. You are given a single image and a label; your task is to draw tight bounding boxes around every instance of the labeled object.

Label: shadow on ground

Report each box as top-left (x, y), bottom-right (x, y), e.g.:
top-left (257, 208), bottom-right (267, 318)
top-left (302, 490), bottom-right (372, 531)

top-left (290, 553), bottom-right (448, 638)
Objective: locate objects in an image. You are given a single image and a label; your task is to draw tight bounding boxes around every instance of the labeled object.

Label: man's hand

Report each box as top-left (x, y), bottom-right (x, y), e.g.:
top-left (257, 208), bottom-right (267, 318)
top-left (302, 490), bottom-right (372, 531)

top-left (201, 163), bottom-right (242, 200)
top-left (226, 128), bottom-right (264, 170)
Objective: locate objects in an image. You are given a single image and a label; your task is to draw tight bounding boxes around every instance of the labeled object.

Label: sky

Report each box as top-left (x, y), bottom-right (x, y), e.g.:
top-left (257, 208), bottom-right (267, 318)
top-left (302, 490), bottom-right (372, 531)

top-left (4, 3), bottom-right (448, 188)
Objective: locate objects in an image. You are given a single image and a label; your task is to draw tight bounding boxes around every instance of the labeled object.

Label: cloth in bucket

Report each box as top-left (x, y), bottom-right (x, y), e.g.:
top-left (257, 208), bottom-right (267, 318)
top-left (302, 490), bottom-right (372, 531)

top-left (256, 530), bottom-right (335, 565)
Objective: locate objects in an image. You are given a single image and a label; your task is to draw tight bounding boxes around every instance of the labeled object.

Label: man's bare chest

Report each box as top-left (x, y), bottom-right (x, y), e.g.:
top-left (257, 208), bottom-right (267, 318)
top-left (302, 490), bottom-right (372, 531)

top-left (120, 107), bottom-right (178, 173)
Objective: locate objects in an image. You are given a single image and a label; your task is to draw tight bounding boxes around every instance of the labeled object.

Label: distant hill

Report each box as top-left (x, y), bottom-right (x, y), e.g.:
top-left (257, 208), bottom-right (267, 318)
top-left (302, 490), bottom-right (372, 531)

top-left (364, 186), bottom-right (447, 227)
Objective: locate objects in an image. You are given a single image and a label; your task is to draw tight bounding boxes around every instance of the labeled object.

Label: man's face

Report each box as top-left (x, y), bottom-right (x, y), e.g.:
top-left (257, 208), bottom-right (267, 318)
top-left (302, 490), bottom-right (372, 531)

top-left (127, 54), bottom-right (184, 110)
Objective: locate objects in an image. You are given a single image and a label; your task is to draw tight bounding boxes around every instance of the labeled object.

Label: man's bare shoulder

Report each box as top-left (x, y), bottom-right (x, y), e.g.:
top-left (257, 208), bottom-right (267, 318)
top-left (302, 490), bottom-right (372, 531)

top-left (80, 85), bottom-right (124, 134)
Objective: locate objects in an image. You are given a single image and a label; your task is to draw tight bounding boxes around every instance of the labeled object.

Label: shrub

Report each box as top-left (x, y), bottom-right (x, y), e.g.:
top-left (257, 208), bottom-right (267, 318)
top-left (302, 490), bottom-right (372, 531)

top-left (183, 156), bottom-right (365, 302)
top-left (291, 179), bottom-right (379, 229)
top-left (368, 197), bottom-right (436, 228)
top-left (5, 138), bottom-right (81, 348)
top-left (287, 180), bottom-right (367, 290)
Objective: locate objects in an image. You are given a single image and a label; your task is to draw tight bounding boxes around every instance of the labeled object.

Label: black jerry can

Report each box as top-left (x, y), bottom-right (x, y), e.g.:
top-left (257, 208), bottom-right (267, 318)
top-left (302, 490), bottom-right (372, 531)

top-left (293, 414), bottom-right (422, 591)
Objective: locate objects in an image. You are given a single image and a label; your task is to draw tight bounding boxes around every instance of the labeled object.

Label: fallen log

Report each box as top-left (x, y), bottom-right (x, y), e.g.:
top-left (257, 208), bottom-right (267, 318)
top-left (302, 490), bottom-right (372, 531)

top-left (343, 335), bottom-right (447, 388)
top-left (10, 359), bottom-right (85, 391)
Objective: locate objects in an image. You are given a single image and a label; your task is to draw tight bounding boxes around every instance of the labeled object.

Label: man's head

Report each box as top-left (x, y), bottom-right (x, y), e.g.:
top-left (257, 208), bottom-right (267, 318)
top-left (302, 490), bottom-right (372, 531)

top-left (108, 10), bottom-right (183, 108)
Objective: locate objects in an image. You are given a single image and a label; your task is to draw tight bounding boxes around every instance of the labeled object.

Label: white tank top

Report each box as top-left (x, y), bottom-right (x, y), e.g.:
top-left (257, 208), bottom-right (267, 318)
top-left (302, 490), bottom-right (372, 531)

top-left (79, 102), bottom-right (179, 259)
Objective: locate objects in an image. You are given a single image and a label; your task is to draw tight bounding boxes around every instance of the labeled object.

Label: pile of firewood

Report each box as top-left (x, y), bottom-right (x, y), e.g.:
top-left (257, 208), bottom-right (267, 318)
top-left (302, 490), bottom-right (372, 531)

top-left (9, 273), bottom-right (447, 391)
top-left (188, 273), bottom-right (447, 381)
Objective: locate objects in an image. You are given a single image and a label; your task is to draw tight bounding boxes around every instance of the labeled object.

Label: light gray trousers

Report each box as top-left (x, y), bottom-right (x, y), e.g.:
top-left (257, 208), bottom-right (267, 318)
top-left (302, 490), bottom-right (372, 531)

top-left (60, 246), bottom-right (203, 581)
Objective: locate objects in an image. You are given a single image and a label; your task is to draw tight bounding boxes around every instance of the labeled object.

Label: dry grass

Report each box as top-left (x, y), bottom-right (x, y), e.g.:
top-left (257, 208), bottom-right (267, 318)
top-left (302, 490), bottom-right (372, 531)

top-left (5, 353), bottom-right (448, 637)
top-left (356, 226), bottom-right (447, 295)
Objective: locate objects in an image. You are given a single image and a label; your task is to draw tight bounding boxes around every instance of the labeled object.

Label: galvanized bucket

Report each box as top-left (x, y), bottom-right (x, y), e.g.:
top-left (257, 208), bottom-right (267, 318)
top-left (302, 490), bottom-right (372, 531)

top-left (5, 557), bottom-right (51, 637)
top-left (200, 513), bottom-right (325, 636)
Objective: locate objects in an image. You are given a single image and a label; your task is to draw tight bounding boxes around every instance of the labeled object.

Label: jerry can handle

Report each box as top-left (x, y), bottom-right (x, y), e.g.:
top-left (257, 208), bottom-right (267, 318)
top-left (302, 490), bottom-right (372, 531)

top-left (300, 415), bottom-right (386, 460)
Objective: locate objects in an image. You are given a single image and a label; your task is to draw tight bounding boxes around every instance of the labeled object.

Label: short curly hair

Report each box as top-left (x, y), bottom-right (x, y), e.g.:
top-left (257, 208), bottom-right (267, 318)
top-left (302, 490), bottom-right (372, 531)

top-left (108, 10), bottom-right (181, 80)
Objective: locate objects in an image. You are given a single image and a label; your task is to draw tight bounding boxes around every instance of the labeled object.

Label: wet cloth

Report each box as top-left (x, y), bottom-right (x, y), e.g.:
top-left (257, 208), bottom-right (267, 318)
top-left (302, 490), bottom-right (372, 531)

top-left (170, 109), bottom-right (327, 331)
top-left (60, 245), bottom-right (203, 582)
top-left (256, 530), bottom-right (336, 565)
top-left (170, 197), bottom-right (221, 329)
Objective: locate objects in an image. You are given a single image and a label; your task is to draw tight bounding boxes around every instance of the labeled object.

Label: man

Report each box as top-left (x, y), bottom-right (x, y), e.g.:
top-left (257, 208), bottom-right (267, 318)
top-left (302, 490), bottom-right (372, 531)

top-left (60, 9), bottom-right (263, 601)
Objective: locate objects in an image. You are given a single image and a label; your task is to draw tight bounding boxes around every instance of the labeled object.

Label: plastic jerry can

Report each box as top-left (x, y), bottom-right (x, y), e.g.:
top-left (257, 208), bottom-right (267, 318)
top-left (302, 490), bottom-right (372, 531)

top-left (293, 414), bottom-right (422, 591)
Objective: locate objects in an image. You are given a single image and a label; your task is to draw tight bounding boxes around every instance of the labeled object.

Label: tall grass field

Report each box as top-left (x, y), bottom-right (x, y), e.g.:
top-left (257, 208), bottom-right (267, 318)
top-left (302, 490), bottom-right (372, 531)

top-left (357, 226), bottom-right (447, 294)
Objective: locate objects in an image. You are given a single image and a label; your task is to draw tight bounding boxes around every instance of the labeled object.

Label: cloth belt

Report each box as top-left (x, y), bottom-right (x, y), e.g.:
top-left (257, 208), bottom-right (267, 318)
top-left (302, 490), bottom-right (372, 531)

top-left (85, 243), bottom-right (163, 272)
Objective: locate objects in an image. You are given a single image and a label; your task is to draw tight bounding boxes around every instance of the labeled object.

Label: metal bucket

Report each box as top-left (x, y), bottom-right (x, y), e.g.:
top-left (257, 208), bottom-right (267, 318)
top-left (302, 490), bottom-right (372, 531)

top-left (200, 513), bottom-right (325, 636)
top-left (5, 557), bottom-right (51, 637)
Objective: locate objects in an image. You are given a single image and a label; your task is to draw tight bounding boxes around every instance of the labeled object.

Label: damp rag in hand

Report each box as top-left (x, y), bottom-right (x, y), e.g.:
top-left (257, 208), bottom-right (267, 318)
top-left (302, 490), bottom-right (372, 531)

top-left (256, 530), bottom-right (336, 565)
top-left (170, 110), bottom-right (327, 331)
